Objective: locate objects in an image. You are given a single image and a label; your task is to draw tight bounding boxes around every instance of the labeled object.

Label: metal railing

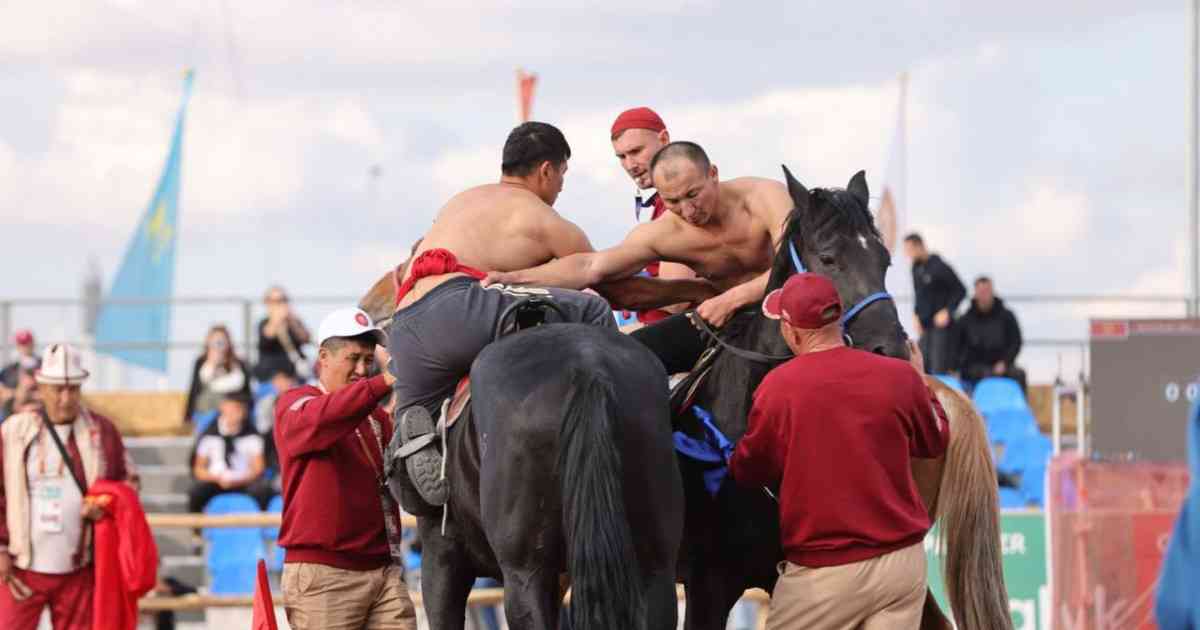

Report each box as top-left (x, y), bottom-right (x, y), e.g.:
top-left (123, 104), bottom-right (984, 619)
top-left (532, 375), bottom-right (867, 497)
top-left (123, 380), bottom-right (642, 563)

top-left (0, 292), bottom-right (1189, 387)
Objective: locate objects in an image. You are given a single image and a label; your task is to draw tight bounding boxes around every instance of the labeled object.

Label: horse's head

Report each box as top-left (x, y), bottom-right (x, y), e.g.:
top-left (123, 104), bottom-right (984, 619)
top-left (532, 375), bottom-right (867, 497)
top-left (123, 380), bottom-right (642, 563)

top-left (773, 165), bottom-right (908, 359)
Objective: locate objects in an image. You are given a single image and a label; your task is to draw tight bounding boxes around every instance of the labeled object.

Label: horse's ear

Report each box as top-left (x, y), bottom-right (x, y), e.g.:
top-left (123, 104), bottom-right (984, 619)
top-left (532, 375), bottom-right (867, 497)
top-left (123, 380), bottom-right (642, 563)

top-left (847, 170), bottom-right (869, 209)
top-left (781, 164), bottom-right (809, 212)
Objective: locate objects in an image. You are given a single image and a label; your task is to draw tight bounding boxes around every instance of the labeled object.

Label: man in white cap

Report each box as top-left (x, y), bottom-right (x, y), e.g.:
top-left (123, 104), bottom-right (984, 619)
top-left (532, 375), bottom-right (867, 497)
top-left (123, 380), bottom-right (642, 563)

top-left (275, 308), bottom-right (416, 630)
top-left (0, 344), bottom-right (130, 630)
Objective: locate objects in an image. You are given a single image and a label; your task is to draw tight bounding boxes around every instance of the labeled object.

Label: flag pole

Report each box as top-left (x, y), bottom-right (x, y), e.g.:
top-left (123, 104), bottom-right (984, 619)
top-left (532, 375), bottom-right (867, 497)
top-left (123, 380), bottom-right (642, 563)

top-left (899, 72), bottom-right (908, 226)
top-left (1190, 0), bottom-right (1199, 316)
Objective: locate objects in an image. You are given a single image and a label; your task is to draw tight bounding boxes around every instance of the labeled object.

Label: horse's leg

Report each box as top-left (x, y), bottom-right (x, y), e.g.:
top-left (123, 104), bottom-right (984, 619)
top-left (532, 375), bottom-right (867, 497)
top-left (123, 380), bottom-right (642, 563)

top-left (643, 569), bottom-right (679, 630)
top-left (418, 517), bottom-right (477, 630)
top-left (682, 562), bottom-right (750, 630)
top-left (499, 567), bottom-right (561, 630)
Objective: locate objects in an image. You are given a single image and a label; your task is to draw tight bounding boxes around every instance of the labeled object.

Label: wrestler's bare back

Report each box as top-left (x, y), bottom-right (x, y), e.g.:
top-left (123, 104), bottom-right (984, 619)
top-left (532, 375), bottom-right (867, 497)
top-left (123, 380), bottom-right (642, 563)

top-left (398, 183), bottom-right (580, 309)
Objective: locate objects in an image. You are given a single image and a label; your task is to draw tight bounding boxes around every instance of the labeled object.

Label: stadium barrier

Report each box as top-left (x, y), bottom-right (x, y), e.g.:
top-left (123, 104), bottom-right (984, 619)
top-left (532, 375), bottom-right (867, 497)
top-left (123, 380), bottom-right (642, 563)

top-left (1047, 454), bottom-right (1190, 630)
top-left (140, 511), bottom-right (770, 628)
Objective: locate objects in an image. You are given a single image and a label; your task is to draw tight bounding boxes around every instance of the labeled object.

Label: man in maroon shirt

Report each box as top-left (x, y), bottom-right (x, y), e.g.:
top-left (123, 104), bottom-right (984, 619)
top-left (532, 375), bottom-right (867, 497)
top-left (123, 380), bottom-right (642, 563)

top-left (729, 273), bottom-right (950, 630)
top-left (275, 307), bottom-right (415, 630)
top-left (610, 107), bottom-right (696, 326)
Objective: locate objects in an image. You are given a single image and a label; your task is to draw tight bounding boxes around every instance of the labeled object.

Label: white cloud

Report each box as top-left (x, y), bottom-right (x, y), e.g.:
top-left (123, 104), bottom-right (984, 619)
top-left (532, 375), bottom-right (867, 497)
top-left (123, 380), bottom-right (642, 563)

top-left (0, 69), bottom-right (386, 230)
top-left (428, 78), bottom-right (916, 233)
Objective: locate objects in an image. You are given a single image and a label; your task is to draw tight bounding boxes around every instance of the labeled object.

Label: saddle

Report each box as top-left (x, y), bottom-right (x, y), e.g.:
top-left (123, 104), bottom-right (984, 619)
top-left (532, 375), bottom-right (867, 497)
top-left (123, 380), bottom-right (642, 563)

top-left (668, 344), bottom-right (721, 424)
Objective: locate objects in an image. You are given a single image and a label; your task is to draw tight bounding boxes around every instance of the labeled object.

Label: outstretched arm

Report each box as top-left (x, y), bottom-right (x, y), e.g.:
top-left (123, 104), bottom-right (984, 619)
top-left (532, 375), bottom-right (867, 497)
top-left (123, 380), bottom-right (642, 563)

top-left (486, 223), bottom-right (663, 290)
top-left (594, 276), bottom-right (719, 311)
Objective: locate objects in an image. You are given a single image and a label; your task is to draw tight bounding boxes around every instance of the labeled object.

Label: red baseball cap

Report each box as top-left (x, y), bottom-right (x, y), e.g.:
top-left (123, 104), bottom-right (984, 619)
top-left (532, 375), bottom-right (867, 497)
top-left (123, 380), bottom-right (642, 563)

top-left (13, 329), bottom-right (33, 345)
top-left (762, 273), bottom-right (843, 329)
top-left (611, 107), bottom-right (666, 140)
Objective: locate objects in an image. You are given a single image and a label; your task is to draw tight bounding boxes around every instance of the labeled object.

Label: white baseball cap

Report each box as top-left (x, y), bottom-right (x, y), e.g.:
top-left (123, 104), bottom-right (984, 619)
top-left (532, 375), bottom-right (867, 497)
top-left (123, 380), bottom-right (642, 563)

top-left (317, 307), bottom-right (385, 347)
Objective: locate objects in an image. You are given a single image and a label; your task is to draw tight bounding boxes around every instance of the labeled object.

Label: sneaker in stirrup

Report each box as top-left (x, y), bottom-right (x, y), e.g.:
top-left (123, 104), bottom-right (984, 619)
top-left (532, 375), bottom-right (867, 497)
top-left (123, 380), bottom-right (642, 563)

top-left (395, 406), bottom-right (448, 507)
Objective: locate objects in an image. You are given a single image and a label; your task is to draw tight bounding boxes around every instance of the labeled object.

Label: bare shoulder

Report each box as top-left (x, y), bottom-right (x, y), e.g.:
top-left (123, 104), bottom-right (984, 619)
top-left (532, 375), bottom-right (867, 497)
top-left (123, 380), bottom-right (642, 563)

top-left (728, 177), bottom-right (793, 233)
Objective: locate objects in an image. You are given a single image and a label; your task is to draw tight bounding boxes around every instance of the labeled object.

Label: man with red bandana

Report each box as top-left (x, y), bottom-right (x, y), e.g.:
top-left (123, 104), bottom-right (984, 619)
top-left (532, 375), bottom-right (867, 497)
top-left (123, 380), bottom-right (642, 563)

top-left (610, 107), bottom-right (697, 325)
top-left (487, 140), bottom-right (794, 377)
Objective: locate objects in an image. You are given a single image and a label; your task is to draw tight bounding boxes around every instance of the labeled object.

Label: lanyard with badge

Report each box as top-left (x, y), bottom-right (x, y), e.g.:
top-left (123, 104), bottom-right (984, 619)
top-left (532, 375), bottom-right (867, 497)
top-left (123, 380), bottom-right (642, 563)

top-left (354, 417), bottom-right (405, 568)
top-left (36, 412), bottom-right (88, 536)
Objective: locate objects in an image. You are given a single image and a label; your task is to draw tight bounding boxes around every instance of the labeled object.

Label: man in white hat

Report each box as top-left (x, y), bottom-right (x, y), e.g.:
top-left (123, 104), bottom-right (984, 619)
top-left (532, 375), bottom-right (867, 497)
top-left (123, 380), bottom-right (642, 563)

top-left (0, 344), bottom-right (131, 630)
top-left (275, 308), bottom-right (416, 630)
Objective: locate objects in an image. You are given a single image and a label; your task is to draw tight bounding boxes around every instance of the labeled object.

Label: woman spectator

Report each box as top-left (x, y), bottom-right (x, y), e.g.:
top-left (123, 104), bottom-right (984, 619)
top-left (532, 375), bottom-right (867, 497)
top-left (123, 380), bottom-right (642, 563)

top-left (183, 325), bottom-right (251, 425)
top-left (254, 286), bottom-right (312, 382)
top-left (188, 391), bottom-right (274, 512)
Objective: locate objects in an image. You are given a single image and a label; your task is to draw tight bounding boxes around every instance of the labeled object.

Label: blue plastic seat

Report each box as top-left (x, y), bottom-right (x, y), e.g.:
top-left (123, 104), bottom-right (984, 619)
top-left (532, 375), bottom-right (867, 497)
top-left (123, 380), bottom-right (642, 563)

top-left (985, 408), bottom-right (1040, 451)
top-left (972, 377), bottom-right (1027, 414)
top-left (935, 374), bottom-right (965, 392)
top-left (1005, 434), bottom-right (1053, 506)
top-left (263, 494), bottom-right (285, 572)
top-left (998, 486), bottom-right (1027, 509)
top-left (203, 493), bottom-right (263, 594)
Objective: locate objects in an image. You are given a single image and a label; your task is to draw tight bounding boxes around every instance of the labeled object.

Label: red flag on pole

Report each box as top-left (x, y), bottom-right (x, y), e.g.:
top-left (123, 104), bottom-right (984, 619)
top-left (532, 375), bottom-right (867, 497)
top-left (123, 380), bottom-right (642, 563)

top-left (251, 560), bottom-right (278, 630)
top-left (517, 68), bottom-right (538, 122)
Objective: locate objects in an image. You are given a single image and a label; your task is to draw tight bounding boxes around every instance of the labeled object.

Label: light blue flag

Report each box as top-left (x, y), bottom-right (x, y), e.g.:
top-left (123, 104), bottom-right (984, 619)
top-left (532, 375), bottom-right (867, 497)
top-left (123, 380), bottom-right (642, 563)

top-left (94, 70), bottom-right (194, 373)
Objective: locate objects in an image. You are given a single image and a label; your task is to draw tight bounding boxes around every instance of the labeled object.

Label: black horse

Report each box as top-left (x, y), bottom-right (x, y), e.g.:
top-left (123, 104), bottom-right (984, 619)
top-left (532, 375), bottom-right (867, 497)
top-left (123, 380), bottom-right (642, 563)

top-left (396, 323), bottom-right (683, 630)
top-left (676, 168), bottom-right (1010, 630)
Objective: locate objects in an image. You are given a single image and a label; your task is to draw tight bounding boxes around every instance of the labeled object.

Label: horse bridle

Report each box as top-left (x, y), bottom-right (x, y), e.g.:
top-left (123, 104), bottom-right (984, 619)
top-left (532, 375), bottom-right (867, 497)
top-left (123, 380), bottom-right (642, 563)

top-left (690, 239), bottom-right (895, 365)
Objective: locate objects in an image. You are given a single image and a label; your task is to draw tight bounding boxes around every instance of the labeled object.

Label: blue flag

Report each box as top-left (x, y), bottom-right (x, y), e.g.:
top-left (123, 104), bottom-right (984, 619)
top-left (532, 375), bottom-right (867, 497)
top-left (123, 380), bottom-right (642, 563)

top-left (94, 70), bottom-right (193, 373)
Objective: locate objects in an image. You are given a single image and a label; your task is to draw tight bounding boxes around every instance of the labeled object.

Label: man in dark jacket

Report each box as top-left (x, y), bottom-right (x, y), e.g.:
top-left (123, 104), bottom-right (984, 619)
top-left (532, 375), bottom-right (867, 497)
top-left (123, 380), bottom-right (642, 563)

top-left (903, 233), bottom-right (966, 374)
top-left (957, 276), bottom-right (1027, 394)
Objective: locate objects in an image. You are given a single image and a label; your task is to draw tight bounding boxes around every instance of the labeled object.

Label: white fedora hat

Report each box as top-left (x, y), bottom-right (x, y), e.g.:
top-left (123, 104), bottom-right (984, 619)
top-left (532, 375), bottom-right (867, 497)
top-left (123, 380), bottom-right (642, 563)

top-left (35, 343), bottom-right (90, 385)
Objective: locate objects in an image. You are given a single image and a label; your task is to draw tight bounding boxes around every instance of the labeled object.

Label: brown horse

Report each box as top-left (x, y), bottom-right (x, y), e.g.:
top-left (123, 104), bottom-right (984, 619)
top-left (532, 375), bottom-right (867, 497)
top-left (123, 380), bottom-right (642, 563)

top-left (668, 167), bottom-right (1009, 630)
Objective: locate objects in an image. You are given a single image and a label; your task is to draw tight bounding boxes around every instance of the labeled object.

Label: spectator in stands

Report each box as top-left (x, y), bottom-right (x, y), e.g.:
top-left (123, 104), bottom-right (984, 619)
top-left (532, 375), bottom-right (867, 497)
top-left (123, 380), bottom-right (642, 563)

top-left (188, 391), bottom-right (273, 513)
top-left (0, 369), bottom-right (41, 423)
top-left (0, 343), bottom-right (130, 630)
top-left (255, 286), bottom-right (312, 383)
top-left (183, 325), bottom-right (251, 425)
top-left (276, 307), bottom-right (415, 630)
top-left (957, 276), bottom-right (1027, 395)
top-left (903, 233), bottom-right (966, 374)
top-left (253, 364), bottom-right (298, 436)
top-left (0, 330), bottom-right (40, 409)
top-left (252, 365), bottom-right (298, 493)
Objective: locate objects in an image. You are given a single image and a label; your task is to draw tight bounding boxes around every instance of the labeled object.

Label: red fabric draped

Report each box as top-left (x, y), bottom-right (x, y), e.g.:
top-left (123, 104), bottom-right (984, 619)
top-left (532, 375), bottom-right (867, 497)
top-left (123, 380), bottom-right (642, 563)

top-left (395, 249), bottom-right (487, 305)
top-left (88, 480), bottom-right (158, 630)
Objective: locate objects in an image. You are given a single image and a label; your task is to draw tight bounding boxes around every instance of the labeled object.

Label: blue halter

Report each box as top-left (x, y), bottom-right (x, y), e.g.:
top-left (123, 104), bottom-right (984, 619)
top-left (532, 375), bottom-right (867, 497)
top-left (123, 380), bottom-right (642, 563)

top-left (787, 241), bottom-right (893, 330)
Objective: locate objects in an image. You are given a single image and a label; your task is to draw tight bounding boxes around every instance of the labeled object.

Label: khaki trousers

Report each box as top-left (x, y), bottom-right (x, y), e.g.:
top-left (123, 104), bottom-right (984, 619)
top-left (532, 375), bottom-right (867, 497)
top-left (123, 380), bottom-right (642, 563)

top-left (765, 542), bottom-right (927, 630)
top-left (282, 562), bottom-right (417, 630)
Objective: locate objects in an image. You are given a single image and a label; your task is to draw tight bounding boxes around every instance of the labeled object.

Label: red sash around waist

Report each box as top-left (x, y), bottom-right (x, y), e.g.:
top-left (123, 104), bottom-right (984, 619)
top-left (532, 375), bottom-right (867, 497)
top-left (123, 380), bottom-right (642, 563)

top-left (394, 248), bottom-right (487, 305)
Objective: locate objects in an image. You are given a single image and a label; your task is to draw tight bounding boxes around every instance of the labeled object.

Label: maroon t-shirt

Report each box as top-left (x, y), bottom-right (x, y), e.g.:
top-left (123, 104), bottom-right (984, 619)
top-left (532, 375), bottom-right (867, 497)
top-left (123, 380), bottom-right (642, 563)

top-left (729, 346), bottom-right (950, 567)
top-left (275, 375), bottom-right (397, 570)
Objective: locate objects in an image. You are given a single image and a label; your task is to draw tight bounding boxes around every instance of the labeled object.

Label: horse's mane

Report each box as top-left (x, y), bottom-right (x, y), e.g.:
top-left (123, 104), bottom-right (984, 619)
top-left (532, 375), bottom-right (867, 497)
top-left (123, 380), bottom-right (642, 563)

top-left (770, 186), bottom-right (880, 288)
top-left (781, 187), bottom-right (880, 250)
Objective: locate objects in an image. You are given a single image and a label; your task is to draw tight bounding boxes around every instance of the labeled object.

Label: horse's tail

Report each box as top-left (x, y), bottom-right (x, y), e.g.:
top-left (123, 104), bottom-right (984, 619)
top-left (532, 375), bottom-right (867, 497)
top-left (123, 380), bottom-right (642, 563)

top-left (933, 383), bottom-right (1013, 630)
top-left (558, 369), bottom-right (645, 630)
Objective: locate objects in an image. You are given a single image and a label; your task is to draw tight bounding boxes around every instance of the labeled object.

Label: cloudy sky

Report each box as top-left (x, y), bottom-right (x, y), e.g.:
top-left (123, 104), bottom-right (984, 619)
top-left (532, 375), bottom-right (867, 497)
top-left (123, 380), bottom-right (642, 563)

top-left (0, 1), bottom-right (1193, 384)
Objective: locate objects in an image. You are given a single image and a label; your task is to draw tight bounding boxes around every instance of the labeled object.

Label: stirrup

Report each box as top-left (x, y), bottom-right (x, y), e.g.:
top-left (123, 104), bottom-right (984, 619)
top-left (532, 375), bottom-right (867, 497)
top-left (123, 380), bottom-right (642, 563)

top-left (398, 406), bottom-right (448, 507)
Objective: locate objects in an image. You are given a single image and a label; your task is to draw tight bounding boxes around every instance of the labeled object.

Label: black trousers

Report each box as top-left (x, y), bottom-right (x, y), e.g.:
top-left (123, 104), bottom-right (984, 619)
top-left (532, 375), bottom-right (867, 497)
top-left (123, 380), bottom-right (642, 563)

top-left (918, 326), bottom-right (956, 375)
top-left (188, 477), bottom-right (275, 513)
top-left (963, 364), bottom-right (1028, 396)
top-left (630, 312), bottom-right (710, 375)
